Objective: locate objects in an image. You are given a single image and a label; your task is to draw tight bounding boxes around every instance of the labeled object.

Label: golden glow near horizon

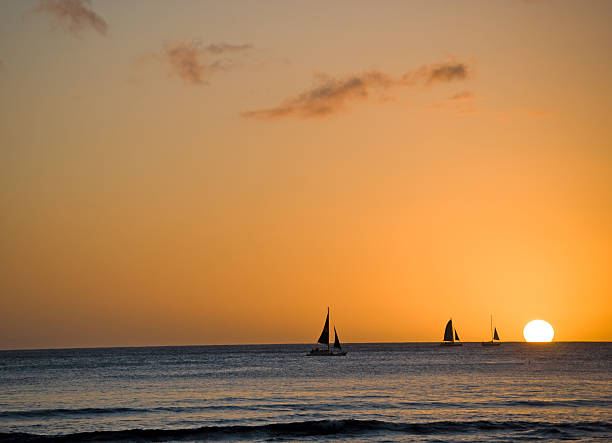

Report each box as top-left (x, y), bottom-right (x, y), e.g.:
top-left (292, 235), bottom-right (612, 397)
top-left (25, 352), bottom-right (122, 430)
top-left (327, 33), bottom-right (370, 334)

top-left (0, 0), bottom-right (611, 349)
top-left (523, 320), bottom-right (555, 343)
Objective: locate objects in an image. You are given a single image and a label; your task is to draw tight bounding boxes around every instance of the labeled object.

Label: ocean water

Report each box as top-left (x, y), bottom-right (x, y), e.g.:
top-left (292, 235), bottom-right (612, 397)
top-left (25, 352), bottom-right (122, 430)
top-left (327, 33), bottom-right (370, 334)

top-left (0, 343), bottom-right (610, 441)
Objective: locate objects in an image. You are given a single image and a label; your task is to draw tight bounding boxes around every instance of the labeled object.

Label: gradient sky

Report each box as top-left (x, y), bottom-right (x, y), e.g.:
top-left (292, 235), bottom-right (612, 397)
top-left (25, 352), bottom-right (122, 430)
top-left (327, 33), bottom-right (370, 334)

top-left (1, 0), bottom-right (611, 349)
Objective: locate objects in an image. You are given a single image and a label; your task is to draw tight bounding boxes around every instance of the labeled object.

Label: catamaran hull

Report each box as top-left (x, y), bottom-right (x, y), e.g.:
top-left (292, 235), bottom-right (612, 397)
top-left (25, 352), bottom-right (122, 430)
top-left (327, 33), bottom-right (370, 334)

top-left (440, 342), bottom-right (462, 346)
top-left (481, 341), bottom-right (501, 346)
top-left (306, 351), bottom-right (347, 356)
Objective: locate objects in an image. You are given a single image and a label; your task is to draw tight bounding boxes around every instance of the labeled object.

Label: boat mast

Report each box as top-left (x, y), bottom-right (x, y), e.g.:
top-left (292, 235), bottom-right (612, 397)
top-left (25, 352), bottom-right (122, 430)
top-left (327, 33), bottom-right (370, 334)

top-left (327, 307), bottom-right (330, 353)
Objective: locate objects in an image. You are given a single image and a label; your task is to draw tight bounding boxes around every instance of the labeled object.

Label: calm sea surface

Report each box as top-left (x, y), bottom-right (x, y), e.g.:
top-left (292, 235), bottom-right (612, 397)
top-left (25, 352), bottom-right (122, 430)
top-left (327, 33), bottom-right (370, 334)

top-left (0, 343), bottom-right (611, 441)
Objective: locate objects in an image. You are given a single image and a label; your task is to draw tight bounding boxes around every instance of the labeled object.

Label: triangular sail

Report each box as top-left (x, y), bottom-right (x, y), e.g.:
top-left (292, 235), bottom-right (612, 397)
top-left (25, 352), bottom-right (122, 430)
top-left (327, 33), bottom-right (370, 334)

top-left (333, 327), bottom-right (342, 349)
top-left (443, 320), bottom-right (454, 341)
top-left (493, 328), bottom-right (500, 341)
top-left (454, 329), bottom-right (460, 341)
top-left (317, 309), bottom-right (330, 345)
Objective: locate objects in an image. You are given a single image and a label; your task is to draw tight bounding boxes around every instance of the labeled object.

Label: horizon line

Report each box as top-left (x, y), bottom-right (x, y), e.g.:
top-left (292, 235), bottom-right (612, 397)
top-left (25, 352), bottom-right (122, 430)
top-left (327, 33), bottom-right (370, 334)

top-left (2, 340), bottom-right (611, 352)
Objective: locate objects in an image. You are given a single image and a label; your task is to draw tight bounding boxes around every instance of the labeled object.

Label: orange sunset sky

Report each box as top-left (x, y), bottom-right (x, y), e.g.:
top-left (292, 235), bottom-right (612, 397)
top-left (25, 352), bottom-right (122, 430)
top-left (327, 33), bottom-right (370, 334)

top-left (1, 0), bottom-right (611, 349)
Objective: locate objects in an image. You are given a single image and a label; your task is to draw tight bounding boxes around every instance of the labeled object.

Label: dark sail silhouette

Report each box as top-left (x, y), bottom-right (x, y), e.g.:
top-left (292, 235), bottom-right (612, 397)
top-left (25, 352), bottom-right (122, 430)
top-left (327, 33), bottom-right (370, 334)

top-left (483, 315), bottom-right (501, 346)
top-left (443, 320), bottom-right (454, 342)
top-left (441, 318), bottom-right (462, 346)
top-left (317, 308), bottom-right (330, 346)
top-left (307, 308), bottom-right (346, 356)
top-left (333, 327), bottom-right (342, 350)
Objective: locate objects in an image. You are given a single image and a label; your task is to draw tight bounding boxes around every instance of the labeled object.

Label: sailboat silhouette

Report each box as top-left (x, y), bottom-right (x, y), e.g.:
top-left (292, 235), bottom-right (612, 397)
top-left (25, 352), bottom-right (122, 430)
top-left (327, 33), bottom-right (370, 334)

top-left (440, 318), bottom-right (462, 346)
top-left (307, 308), bottom-right (347, 356)
top-left (482, 315), bottom-right (501, 346)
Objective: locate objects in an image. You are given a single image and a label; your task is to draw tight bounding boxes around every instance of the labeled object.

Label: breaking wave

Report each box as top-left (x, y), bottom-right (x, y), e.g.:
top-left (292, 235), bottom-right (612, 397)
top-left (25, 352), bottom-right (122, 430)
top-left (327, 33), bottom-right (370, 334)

top-left (1, 419), bottom-right (611, 442)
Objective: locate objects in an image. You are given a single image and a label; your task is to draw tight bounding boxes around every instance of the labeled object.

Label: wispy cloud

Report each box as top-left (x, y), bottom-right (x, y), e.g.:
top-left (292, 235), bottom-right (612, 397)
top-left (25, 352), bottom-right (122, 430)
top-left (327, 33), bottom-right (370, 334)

top-left (424, 62), bottom-right (469, 84)
top-left (449, 91), bottom-right (475, 101)
top-left (144, 41), bottom-right (253, 85)
top-left (34, 0), bottom-right (108, 36)
top-left (243, 71), bottom-right (394, 119)
top-left (243, 60), bottom-right (470, 119)
top-left (426, 91), bottom-right (478, 115)
top-left (203, 43), bottom-right (253, 55)
top-left (165, 43), bottom-right (209, 85)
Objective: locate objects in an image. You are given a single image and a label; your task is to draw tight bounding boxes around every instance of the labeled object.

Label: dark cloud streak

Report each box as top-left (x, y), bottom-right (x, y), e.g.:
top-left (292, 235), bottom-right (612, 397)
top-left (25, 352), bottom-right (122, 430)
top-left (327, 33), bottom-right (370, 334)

top-left (243, 71), bottom-right (393, 119)
top-left (427, 63), bottom-right (468, 84)
top-left (165, 43), bottom-right (208, 85)
top-left (243, 60), bottom-right (470, 120)
top-left (34, 0), bottom-right (108, 36)
top-left (160, 41), bottom-right (253, 85)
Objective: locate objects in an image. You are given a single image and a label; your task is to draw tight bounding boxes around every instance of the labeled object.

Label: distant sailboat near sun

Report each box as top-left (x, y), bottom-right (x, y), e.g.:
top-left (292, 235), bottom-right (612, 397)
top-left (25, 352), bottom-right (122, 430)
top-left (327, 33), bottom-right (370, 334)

top-left (482, 315), bottom-right (501, 346)
top-left (440, 318), bottom-right (462, 346)
top-left (307, 308), bottom-right (347, 356)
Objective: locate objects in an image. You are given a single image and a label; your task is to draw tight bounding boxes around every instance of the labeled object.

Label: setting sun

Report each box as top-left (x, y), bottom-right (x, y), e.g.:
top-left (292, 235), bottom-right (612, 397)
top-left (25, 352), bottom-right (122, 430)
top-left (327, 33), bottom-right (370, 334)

top-left (523, 320), bottom-right (555, 342)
